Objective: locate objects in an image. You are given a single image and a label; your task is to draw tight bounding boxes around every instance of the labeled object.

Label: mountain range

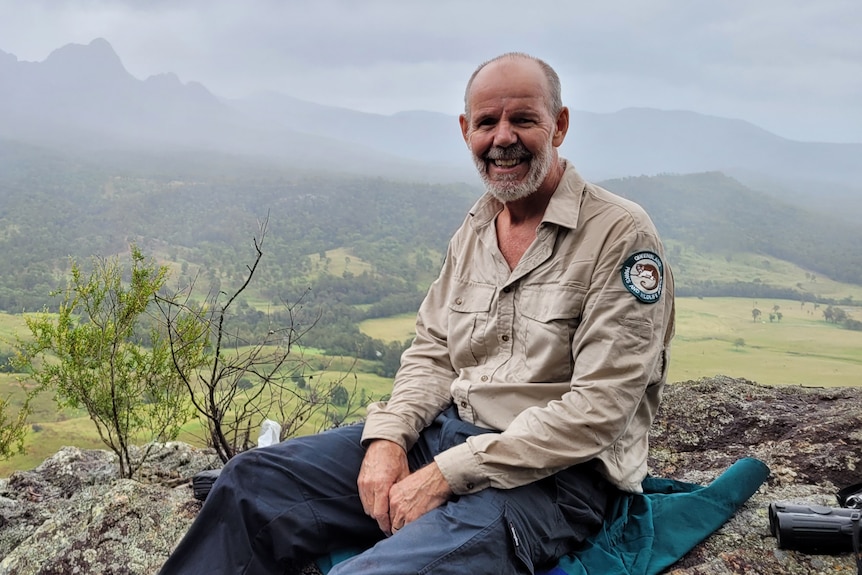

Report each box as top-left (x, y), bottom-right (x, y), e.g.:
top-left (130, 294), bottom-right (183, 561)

top-left (1, 38), bottom-right (860, 221)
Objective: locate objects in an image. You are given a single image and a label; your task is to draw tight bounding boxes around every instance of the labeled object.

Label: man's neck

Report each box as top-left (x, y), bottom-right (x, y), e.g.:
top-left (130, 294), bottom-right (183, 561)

top-left (501, 158), bottom-right (565, 224)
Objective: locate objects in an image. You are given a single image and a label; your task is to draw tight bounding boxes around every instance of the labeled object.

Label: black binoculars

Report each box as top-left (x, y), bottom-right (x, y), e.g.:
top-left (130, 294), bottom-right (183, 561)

top-left (768, 501), bottom-right (861, 553)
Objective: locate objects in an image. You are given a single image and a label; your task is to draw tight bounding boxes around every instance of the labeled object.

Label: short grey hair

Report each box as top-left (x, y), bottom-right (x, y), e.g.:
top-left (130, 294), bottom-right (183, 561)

top-left (463, 52), bottom-right (562, 120)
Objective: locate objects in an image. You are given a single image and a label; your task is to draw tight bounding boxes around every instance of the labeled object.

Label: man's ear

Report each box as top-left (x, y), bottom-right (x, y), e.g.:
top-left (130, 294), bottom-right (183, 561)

top-left (459, 114), bottom-right (470, 146)
top-left (552, 106), bottom-right (569, 147)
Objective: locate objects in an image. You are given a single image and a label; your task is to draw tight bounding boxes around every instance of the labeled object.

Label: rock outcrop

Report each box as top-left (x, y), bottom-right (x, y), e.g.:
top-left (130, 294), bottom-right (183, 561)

top-left (1, 376), bottom-right (860, 574)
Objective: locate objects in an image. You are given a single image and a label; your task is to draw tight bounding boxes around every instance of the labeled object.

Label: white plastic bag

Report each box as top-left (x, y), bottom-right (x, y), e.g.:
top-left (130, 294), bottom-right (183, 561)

top-left (257, 419), bottom-right (282, 448)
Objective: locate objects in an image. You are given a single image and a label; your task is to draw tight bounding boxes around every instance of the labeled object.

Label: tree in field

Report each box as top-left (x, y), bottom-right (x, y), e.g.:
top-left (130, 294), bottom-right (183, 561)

top-left (13, 247), bottom-right (201, 478)
top-left (157, 220), bottom-right (362, 464)
top-left (832, 307), bottom-right (849, 324)
top-left (331, 384), bottom-right (349, 407)
top-left (751, 308), bottom-right (761, 322)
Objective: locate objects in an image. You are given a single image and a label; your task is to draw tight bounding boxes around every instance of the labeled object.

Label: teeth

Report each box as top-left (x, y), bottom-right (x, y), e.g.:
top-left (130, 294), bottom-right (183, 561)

top-left (494, 159), bottom-right (521, 167)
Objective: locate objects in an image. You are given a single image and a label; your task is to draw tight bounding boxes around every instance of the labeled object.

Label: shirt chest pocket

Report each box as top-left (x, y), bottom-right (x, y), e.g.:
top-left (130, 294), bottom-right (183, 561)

top-left (447, 281), bottom-right (496, 369)
top-left (516, 285), bottom-right (584, 381)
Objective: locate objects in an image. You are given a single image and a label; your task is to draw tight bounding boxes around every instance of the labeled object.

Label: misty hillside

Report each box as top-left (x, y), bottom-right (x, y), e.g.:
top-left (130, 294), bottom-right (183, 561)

top-left (0, 140), bottom-right (860, 317)
top-left (605, 172), bottom-right (862, 289)
top-left (1, 38), bottom-right (860, 222)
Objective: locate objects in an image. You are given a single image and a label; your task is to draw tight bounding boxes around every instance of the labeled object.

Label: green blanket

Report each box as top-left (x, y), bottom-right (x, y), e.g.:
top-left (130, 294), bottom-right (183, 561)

top-left (318, 457), bottom-right (770, 575)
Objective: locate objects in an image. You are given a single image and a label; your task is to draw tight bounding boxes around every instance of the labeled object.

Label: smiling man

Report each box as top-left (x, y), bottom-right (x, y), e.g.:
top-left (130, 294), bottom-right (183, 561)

top-left (464, 56), bottom-right (563, 205)
top-left (159, 52), bottom-right (675, 575)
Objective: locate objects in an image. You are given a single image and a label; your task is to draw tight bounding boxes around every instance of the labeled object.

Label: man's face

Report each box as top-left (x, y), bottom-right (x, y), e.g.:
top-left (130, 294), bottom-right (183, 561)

top-left (460, 59), bottom-right (564, 203)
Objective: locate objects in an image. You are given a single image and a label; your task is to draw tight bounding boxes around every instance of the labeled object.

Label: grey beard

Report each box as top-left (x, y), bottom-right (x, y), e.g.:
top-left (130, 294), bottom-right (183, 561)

top-left (474, 141), bottom-right (553, 203)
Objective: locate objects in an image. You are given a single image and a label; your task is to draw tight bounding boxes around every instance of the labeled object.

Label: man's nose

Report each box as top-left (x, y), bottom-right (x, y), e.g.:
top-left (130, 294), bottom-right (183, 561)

top-left (491, 120), bottom-right (518, 148)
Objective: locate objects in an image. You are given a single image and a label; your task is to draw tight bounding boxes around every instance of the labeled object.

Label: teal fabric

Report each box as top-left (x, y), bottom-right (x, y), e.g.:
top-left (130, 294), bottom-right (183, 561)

top-left (551, 457), bottom-right (770, 575)
top-left (317, 457), bottom-right (770, 575)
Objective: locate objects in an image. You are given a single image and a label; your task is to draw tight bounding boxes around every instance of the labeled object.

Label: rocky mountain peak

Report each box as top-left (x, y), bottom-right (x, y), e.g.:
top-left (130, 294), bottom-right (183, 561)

top-left (42, 37), bottom-right (130, 81)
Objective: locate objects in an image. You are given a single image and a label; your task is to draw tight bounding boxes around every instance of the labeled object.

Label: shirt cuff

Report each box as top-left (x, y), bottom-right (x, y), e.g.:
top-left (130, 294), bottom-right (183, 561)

top-left (360, 405), bottom-right (420, 451)
top-left (434, 442), bottom-right (489, 495)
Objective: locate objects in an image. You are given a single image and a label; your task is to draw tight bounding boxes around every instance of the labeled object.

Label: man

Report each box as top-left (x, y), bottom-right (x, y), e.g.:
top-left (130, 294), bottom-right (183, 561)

top-left (159, 52), bottom-right (675, 575)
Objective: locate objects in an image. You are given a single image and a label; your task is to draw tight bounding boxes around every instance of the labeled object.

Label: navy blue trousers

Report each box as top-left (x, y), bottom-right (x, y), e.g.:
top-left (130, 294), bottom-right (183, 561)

top-left (159, 408), bottom-right (610, 574)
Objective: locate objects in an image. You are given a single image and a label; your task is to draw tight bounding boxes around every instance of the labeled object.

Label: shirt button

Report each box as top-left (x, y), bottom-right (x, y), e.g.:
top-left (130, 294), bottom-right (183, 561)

top-left (466, 482), bottom-right (475, 490)
top-left (460, 400), bottom-right (467, 408)
top-left (454, 297), bottom-right (463, 305)
top-left (502, 286), bottom-right (512, 293)
top-left (501, 335), bottom-right (509, 342)
top-left (481, 375), bottom-right (489, 382)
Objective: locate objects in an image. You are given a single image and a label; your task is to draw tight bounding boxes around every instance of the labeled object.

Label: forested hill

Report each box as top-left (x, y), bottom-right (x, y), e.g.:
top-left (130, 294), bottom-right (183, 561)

top-left (1, 141), bottom-right (860, 316)
top-left (0, 140), bottom-right (477, 311)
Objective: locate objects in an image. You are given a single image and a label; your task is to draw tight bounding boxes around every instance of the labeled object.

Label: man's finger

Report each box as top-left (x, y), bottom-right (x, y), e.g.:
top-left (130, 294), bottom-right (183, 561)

top-left (388, 462), bottom-right (452, 528)
top-left (372, 489), bottom-right (392, 534)
top-left (358, 477), bottom-right (374, 516)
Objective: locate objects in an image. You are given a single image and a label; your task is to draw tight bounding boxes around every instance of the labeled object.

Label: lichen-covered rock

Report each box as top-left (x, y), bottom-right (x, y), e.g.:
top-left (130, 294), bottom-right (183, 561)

top-left (0, 446), bottom-right (119, 562)
top-left (0, 479), bottom-right (202, 574)
top-left (0, 443), bottom-right (218, 574)
top-left (0, 378), bottom-right (859, 574)
top-left (649, 376), bottom-right (862, 488)
top-left (650, 376), bottom-right (860, 574)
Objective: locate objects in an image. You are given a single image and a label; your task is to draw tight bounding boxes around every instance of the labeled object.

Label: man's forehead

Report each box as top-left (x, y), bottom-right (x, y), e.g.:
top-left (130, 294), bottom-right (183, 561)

top-left (469, 95), bottom-right (546, 120)
top-left (467, 58), bottom-right (549, 106)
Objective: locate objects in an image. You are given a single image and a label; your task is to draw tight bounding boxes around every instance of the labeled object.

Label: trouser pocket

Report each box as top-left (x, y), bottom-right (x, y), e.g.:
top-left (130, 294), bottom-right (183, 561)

top-left (503, 506), bottom-right (535, 574)
top-left (503, 495), bottom-right (574, 573)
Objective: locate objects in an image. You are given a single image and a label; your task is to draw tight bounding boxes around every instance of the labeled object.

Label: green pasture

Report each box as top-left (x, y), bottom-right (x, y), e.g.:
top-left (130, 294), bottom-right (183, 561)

top-left (359, 313), bottom-right (417, 342)
top-left (0, 410), bottom-right (105, 473)
top-left (308, 247), bottom-right (373, 278)
top-left (669, 297), bottom-right (861, 386)
top-left (0, 361), bottom-right (395, 476)
top-left (358, 297), bottom-right (862, 388)
top-left (0, 313), bottom-right (28, 353)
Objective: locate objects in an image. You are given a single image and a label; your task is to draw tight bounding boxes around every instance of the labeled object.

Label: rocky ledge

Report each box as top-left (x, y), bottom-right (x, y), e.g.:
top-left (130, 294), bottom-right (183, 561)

top-left (1, 376), bottom-right (860, 574)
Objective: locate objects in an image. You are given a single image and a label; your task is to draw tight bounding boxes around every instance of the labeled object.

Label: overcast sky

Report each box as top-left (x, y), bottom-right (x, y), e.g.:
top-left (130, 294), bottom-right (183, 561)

top-left (1, 0), bottom-right (859, 143)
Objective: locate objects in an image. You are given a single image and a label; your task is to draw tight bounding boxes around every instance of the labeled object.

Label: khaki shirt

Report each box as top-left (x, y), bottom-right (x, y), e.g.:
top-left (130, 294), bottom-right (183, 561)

top-left (362, 162), bottom-right (675, 494)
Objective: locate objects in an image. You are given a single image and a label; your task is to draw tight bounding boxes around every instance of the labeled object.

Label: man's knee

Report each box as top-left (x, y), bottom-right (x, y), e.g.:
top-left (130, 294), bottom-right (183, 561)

top-left (206, 447), bottom-right (260, 499)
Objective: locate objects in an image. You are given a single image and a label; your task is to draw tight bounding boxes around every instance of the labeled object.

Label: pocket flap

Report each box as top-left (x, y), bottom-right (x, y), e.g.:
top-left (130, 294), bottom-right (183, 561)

top-left (518, 285), bottom-right (583, 322)
top-left (448, 281), bottom-right (496, 313)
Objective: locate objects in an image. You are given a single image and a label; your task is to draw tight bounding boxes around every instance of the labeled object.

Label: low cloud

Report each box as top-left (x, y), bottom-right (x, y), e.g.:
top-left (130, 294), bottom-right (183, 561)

top-left (0, 0), bottom-right (858, 141)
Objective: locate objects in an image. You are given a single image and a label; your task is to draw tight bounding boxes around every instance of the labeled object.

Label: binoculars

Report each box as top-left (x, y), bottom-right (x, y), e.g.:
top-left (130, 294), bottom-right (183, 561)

top-left (769, 501), bottom-right (861, 553)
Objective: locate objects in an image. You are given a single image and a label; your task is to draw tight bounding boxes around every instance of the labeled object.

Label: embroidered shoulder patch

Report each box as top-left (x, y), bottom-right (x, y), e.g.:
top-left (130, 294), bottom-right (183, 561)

top-left (621, 251), bottom-right (664, 304)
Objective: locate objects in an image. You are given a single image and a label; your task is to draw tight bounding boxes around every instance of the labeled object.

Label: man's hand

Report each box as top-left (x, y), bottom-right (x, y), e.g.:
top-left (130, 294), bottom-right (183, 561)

top-left (388, 462), bottom-right (453, 532)
top-left (358, 439), bottom-right (409, 535)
